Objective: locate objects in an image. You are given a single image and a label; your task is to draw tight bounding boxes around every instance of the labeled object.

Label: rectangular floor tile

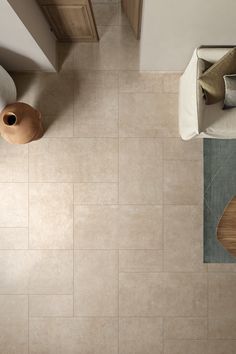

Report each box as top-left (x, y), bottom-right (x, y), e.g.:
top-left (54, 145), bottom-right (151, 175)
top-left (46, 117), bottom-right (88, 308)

top-left (30, 317), bottom-right (118, 354)
top-left (74, 250), bottom-right (118, 316)
top-left (29, 138), bottom-right (118, 182)
top-left (29, 295), bottom-right (73, 317)
top-left (164, 205), bottom-right (206, 272)
top-left (208, 273), bottom-right (236, 319)
top-left (0, 295), bottom-right (28, 354)
top-left (29, 183), bottom-right (73, 249)
top-left (164, 317), bottom-right (207, 339)
top-left (74, 183), bottom-right (118, 204)
top-left (119, 317), bottom-right (163, 354)
top-left (0, 183), bottom-right (28, 227)
top-left (119, 93), bottom-right (178, 137)
top-left (0, 228), bottom-right (28, 249)
top-left (0, 139), bottom-right (28, 182)
top-left (119, 273), bottom-right (164, 316)
top-left (74, 205), bottom-right (162, 250)
top-left (119, 138), bottom-right (163, 204)
top-left (0, 250), bottom-right (73, 294)
top-left (119, 250), bottom-right (163, 272)
top-left (164, 160), bottom-right (203, 205)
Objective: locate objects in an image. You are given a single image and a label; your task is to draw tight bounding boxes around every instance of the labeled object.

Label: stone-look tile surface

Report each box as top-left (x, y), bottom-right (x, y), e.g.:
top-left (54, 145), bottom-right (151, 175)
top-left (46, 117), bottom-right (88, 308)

top-left (164, 340), bottom-right (207, 354)
top-left (164, 273), bottom-right (207, 316)
top-left (74, 183), bottom-right (118, 204)
top-left (74, 71), bottom-right (118, 137)
top-left (29, 183), bottom-right (73, 249)
top-left (163, 138), bottom-right (203, 160)
top-left (74, 250), bottom-right (118, 316)
top-left (119, 273), bottom-right (164, 316)
top-left (119, 250), bottom-right (163, 272)
top-left (164, 317), bottom-right (207, 339)
top-left (207, 340), bottom-right (236, 354)
top-left (164, 160), bottom-right (203, 205)
top-left (29, 295), bottom-right (73, 317)
top-left (119, 71), bottom-right (163, 93)
top-left (0, 251), bottom-right (73, 294)
top-left (37, 73), bottom-right (74, 116)
top-left (119, 317), bottom-right (163, 354)
top-left (119, 93), bottom-right (178, 137)
top-left (208, 318), bottom-right (236, 339)
top-left (0, 295), bottom-right (28, 354)
top-left (0, 138), bottom-right (28, 182)
top-left (208, 273), bottom-right (236, 319)
top-left (164, 205), bottom-right (206, 272)
top-left (0, 183), bottom-right (28, 227)
top-left (119, 138), bottom-right (163, 204)
top-left (43, 115), bottom-right (73, 138)
top-left (29, 138), bottom-right (118, 182)
top-left (74, 87), bottom-right (118, 137)
top-left (0, 228), bottom-right (28, 249)
top-left (163, 73), bottom-right (181, 93)
top-left (30, 317), bottom-right (118, 354)
top-left (74, 205), bottom-right (118, 249)
top-left (118, 205), bottom-right (163, 249)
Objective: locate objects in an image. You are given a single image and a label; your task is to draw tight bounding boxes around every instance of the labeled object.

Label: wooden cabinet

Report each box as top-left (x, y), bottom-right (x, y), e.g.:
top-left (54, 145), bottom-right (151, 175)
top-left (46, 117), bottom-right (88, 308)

top-left (121, 0), bottom-right (143, 39)
top-left (37, 0), bottom-right (98, 42)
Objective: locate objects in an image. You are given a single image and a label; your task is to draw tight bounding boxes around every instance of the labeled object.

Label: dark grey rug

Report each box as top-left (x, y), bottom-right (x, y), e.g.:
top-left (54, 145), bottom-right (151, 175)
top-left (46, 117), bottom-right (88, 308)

top-left (204, 139), bottom-right (236, 262)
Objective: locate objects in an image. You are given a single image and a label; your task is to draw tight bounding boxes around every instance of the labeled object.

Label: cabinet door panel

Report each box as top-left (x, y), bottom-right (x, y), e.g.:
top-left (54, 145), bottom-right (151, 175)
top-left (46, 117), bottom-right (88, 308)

top-left (39, 0), bottom-right (98, 42)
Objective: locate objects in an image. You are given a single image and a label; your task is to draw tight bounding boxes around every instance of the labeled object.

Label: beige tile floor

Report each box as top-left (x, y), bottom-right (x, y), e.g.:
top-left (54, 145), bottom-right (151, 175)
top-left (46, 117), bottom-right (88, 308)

top-left (1, 4), bottom-right (236, 354)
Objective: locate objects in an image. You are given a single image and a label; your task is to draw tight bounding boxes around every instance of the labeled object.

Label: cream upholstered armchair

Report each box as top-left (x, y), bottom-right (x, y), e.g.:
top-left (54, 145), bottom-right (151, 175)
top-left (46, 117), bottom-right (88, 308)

top-left (179, 46), bottom-right (236, 140)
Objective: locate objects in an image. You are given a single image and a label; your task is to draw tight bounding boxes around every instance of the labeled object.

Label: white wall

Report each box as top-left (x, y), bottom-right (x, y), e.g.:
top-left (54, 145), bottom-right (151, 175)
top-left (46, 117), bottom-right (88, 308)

top-left (0, 0), bottom-right (57, 71)
top-left (140, 0), bottom-right (236, 71)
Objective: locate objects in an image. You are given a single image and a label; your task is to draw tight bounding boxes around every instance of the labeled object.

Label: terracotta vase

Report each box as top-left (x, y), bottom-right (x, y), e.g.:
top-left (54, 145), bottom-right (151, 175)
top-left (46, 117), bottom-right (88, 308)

top-left (0, 102), bottom-right (44, 144)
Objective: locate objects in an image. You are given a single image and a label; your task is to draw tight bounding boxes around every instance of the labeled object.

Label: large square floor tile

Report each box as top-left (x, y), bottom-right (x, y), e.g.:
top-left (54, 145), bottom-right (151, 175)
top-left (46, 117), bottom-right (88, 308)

top-left (119, 317), bottom-right (163, 354)
top-left (164, 160), bottom-right (203, 205)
